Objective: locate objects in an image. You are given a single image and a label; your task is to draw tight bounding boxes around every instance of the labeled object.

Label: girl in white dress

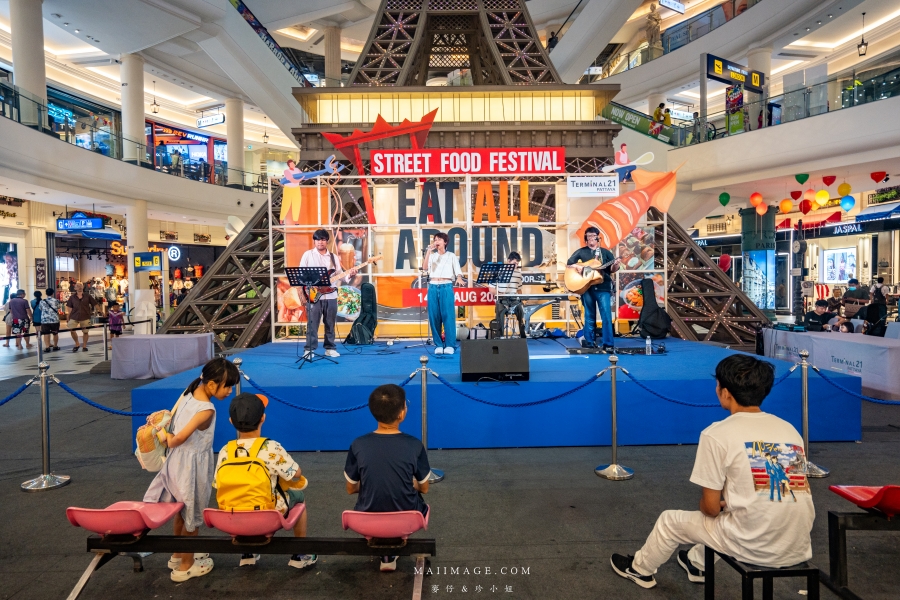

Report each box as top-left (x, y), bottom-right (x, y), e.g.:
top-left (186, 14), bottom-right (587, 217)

top-left (144, 357), bottom-right (239, 581)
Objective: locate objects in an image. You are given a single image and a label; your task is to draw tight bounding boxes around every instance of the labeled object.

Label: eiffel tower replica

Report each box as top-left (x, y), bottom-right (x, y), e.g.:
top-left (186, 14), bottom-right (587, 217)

top-left (160, 0), bottom-right (768, 352)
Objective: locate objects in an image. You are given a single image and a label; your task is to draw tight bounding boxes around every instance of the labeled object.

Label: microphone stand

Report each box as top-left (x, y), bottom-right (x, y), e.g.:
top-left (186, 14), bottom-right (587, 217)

top-left (405, 247), bottom-right (435, 349)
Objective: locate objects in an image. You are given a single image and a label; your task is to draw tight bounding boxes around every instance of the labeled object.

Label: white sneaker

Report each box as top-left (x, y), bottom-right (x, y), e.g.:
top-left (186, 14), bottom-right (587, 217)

top-left (288, 554), bottom-right (318, 569)
top-left (325, 349), bottom-right (340, 358)
top-left (434, 347), bottom-right (444, 355)
top-left (303, 350), bottom-right (314, 359)
top-left (444, 346), bottom-right (455, 355)
top-left (240, 553), bottom-right (260, 566)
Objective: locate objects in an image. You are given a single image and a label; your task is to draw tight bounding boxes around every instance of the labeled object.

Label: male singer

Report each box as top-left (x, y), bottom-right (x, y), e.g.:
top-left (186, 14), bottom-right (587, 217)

top-left (567, 227), bottom-right (619, 351)
top-left (300, 229), bottom-right (357, 358)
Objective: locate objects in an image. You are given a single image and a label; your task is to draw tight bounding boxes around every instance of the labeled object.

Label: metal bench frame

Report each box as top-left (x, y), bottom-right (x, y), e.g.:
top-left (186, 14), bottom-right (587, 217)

top-left (69, 534), bottom-right (436, 600)
top-left (704, 545), bottom-right (819, 600)
top-left (819, 510), bottom-right (900, 600)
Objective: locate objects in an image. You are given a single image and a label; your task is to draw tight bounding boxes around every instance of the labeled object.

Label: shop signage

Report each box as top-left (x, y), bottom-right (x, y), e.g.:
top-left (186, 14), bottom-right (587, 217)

top-left (167, 246), bottom-right (182, 261)
top-left (0, 210), bottom-right (16, 219)
top-left (369, 148), bottom-right (566, 176)
top-left (868, 185), bottom-right (900, 205)
top-left (133, 252), bottom-right (162, 272)
top-left (48, 103), bottom-right (76, 127)
top-left (196, 114), bottom-right (225, 128)
top-left (57, 212), bottom-right (103, 232)
top-left (830, 222), bottom-right (866, 236)
top-left (601, 103), bottom-right (676, 143)
top-left (521, 272), bottom-right (547, 284)
top-left (401, 288), bottom-right (495, 307)
top-left (567, 175), bottom-right (619, 197)
top-left (658, 0), bottom-right (685, 14)
top-left (110, 241), bottom-right (127, 256)
top-left (156, 124), bottom-right (209, 144)
top-left (35, 258), bottom-right (47, 288)
top-left (669, 109), bottom-right (694, 121)
top-left (707, 54), bottom-right (765, 93)
top-left (695, 235), bottom-right (740, 247)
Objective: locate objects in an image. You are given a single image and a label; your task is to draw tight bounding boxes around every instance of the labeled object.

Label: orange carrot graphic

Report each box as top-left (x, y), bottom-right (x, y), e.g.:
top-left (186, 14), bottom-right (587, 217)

top-left (574, 169), bottom-right (678, 248)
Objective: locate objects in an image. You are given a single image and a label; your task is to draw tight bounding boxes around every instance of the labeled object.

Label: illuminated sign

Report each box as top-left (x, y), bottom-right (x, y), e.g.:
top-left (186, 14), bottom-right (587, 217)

top-left (707, 54), bottom-right (765, 93)
top-left (57, 211), bottom-right (103, 232)
top-left (48, 103), bottom-right (76, 127)
top-left (369, 148), bottom-right (566, 176)
top-left (197, 114), bottom-right (225, 128)
top-left (658, 0), bottom-right (685, 14)
top-left (567, 175), bottom-right (619, 197)
top-left (167, 246), bottom-right (182, 261)
top-left (133, 252), bottom-right (162, 272)
top-left (156, 124), bottom-right (209, 144)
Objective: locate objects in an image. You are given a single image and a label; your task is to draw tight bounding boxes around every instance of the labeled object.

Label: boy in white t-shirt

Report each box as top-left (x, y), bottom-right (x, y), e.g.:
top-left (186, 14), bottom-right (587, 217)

top-left (611, 354), bottom-right (815, 589)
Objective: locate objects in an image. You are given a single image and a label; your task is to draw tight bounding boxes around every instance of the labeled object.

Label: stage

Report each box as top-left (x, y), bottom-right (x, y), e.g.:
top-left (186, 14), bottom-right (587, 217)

top-left (132, 338), bottom-right (862, 452)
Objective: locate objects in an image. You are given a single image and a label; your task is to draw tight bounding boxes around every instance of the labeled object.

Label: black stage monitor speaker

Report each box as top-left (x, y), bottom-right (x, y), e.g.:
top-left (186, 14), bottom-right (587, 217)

top-left (460, 339), bottom-right (529, 382)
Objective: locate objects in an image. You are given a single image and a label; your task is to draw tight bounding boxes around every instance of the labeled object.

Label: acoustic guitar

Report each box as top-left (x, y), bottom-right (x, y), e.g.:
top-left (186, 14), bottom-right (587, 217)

top-left (563, 257), bottom-right (618, 295)
top-left (301, 255), bottom-right (383, 304)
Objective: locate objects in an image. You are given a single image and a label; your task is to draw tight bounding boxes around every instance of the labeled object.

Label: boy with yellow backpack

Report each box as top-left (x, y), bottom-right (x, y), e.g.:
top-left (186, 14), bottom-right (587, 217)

top-left (214, 393), bottom-right (315, 569)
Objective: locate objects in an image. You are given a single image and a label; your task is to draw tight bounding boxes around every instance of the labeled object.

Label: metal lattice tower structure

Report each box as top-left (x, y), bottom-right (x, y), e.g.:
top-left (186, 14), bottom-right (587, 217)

top-left (653, 208), bottom-right (770, 352)
top-left (157, 188), bottom-right (285, 353)
top-left (349, 0), bottom-right (560, 86)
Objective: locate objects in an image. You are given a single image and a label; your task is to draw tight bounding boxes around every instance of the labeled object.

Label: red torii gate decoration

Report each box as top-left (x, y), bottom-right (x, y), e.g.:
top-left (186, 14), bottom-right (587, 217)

top-left (322, 108), bottom-right (438, 224)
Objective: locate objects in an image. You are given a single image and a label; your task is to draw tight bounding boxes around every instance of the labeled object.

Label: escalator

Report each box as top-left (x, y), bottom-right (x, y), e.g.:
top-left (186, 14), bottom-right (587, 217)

top-left (601, 102), bottom-right (713, 146)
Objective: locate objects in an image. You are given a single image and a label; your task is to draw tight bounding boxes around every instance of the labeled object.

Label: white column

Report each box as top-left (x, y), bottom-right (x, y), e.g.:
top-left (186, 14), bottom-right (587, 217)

top-left (9, 0), bottom-right (47, 127)
top-left (126, 200), bottom-right (150, 329)
top-left (746, 47), bottom-right (771, 130)
top-left (648, 92), bottom-right (666, 117)
top-left (699, 53), bottom-right (708, 143)
top-left (24, 201), bottom-right (50, 293)
top-left (120, 54), bottom-right (146, 164)
top-left (324, 26), bottom-right (341, 87)
top-left (225, 98), bottom-right (245, 187)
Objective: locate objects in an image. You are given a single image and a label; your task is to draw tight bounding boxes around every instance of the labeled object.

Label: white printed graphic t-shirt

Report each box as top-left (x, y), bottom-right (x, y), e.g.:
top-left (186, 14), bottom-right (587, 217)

top-left (690, 412), bottom-right (815, 567)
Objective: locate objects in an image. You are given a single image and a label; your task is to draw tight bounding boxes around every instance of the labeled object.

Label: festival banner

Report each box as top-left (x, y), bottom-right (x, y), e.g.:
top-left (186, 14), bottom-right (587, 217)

top-left (726, 85), bottom-right (745, 136)
top-left (601, 104), bottom-right (676, 144)
top-left (370, 148), bottom-right (566, 176)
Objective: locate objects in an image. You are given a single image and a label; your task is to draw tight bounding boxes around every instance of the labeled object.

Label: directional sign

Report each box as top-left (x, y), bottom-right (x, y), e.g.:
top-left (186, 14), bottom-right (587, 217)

top-left (133, 252), bottom-right (163, 272)
top-left (707, 54), bottom-right (765, 93)
top-left (57, 211), bottom-right (103, 232)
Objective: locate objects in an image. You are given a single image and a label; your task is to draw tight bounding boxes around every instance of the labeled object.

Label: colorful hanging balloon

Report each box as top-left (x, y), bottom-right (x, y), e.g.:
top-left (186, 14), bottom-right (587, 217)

top-left (799, 199), bottom-right (813, 215)
top-left (795, 174), bottom-right (809, 185)
top-left (718, 192), bottom-right (730, 207)
top-left (815, 190), bottom-right (830, 207)
top-left (803, 189), bottom-right (816, 201)
top-left (823, 175), bottom-right (836, 186)
top-left (837, 182), bottom-right (852, 196)
top-left (790, 190), bottom-right (802, 200)
top-left (749, 192), bottom-right (763, 207)
top-left (871, 171), bottom-right (887, 183)
top-left (840, 195), bottom-right (855, 211)
top-left (779, 199), bottom-right (793, 213)
top-left (718, 253), bottom-right (731, 272)
top-left (756, 203), bottom-right (768, 216)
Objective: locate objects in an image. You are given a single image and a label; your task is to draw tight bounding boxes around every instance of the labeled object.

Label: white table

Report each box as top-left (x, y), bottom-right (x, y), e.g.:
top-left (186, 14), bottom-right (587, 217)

top-left (112, 333), bottom-right (213, 380)
top-left (762, 328), bottom-right (900, 400)
top-left (886, 321), bottom-right (900, 340)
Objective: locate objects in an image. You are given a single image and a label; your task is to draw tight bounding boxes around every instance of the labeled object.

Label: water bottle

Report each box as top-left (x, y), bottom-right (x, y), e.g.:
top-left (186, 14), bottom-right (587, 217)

top-left (645, 336), bottom-right (652, 355)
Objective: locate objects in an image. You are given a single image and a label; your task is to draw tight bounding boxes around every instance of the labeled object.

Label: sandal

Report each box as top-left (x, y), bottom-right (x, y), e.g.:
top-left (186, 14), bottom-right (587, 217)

top-left (168, 553), bottom-right (209, 570)
top-left (170, 557), bottom-right (213, 582)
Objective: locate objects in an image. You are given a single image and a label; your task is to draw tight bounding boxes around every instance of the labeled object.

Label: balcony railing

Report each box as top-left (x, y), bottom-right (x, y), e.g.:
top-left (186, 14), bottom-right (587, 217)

top-left (583, 0), bottom-right (761, 82)
top-left (0, 80), bottom-right (266, 193)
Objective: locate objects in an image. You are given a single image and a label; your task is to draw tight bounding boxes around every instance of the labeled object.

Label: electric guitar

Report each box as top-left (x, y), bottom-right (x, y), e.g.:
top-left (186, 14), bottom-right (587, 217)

top-left (563, 256), bottom-right (619, 295)
top-left (301, 255), bottom-right (383, 304)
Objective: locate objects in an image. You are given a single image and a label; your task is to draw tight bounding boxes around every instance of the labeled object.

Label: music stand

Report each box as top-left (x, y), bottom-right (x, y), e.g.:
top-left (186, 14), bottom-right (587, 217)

top-left (478, 263), bottom-right (519, 337)
top-left (285, 267), bottom-right (338, 369)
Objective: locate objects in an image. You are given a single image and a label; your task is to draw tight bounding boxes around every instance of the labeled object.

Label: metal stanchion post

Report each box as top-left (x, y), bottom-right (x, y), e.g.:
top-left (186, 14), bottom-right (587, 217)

top-left (21, 362), bottom-right (71, 491)
top-left (233, 357), bottom-right (243, 395)
top-left (595, 355), bottom-right (633, 481)
top-left (420, 355), bottom-right (444, 483)
top-left (799, 350), bottom-right (829, 478)
top-left (36, 329), bottom-right (43, 364)
top-left (103, 323), bottom-right (109, 362)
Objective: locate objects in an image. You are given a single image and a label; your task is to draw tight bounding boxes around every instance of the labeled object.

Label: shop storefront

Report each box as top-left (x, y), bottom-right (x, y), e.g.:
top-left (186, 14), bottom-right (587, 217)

top-left (145, 120), bottom-right (226, 183)
top-left (47, 87), bottom-right (122, 158)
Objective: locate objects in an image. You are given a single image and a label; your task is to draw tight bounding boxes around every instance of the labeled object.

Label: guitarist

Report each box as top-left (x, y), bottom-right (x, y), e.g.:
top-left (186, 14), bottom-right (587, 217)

top-left (300, 229), bottom-right (358, 358)
top-left (567, 227), bottom-right (620, 351)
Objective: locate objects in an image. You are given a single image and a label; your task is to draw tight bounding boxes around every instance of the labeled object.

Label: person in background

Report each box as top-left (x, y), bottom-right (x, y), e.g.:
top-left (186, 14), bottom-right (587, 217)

top-left (547, 31), bottom-right (559, 51)
top-left (663, 108), bottom-right (672, 126)
top-left (567, 227), bottom-right (620, 352)
top-left (653, 103), bottom-right (665, 123)
top-left (107, 302), bottom-right (124, 350)
top-left (838, 322), bottom-right (855, 334)
top-left (66, 282), bottom-right (98, 352)
top-left (7, 289), bottom-right (32, 349)
top-left (31, 290), bottom-right (43, 338)
top-left (170, 150), bottom-right (183, 177)
top-left (39, 288), bottom-right (61, 351)
top-left (842, 278), bottom-right (869, 319)
top-left (803, 299), bottom-right (843, 332)
top-left (826, 287), bottom-right (843, 314)
top-left (491, 252), bottom-right (527, 339)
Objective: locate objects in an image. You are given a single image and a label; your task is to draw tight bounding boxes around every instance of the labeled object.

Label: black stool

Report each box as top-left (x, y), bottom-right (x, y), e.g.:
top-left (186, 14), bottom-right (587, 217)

top-left (704, 545), bottom-right (819, 599)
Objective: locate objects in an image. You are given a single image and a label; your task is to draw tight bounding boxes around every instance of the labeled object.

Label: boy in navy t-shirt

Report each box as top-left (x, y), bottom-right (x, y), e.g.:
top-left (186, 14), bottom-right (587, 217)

top-left (344, 384), bottom-right (431, 572)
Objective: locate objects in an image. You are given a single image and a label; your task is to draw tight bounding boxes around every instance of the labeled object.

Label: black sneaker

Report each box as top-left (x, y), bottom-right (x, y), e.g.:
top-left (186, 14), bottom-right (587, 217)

top-left (677, 550), bottom-right (705, 583)
top-left (580, 338), bottom-right (593, 348)
top-left (610, 554), bottom-right (656, 589)
top-left (602, 344), bottom-right (615, 353)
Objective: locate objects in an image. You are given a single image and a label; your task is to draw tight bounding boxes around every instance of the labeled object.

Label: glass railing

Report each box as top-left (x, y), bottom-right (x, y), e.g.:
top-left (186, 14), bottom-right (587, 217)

top-left (601, 58), bottom-right (900, 148)
top-left (583, 0), bottom-right (761, 82)
top-left (0, 80), bottom-right (266, 193)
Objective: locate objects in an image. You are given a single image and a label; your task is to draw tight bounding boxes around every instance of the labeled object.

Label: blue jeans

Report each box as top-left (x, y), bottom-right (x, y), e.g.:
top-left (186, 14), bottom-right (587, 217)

top-left (427, 284), bottom-right (456, 348)
top-left (582, 287), bottom-right (613, 347)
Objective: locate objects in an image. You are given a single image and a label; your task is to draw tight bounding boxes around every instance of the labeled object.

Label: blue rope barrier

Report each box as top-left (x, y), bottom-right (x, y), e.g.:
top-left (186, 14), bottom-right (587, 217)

top-left (430, 372), bottom-right (601, 408)
top-left (245, 375), bottom-right (369, 413)
top-left (812, 369), bottom-right (900, 405)
top-left (0, 383), bottom-right (30, 408)
top-left (772, 370), bottom-right (793, 387)
top-left (620, 371), bottom-right (720, 408)
top-left (399, 373), bottom-right (416, 388)
top-left (55, 381), bottom-right (153, 417)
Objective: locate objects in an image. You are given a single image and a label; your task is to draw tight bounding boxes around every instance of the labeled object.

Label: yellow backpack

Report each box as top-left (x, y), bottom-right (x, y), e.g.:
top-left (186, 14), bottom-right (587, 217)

top-left (215, 438), bottom-right (276, 512)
